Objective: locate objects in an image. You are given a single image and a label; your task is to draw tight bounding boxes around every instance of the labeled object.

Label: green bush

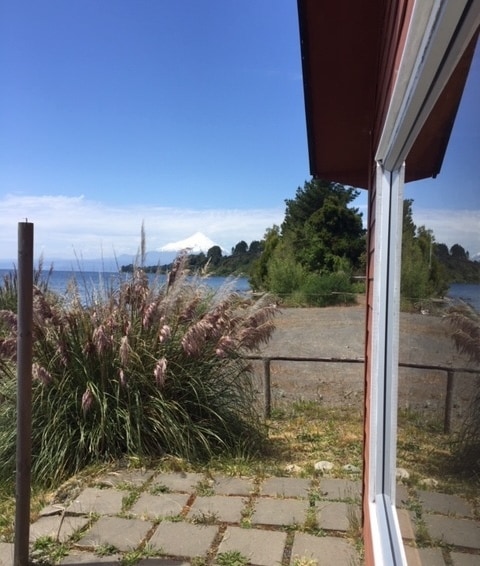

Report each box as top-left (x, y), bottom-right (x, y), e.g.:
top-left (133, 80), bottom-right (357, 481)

top-left (0, 257), bottom-right (276, 486)
top-left (301, 271), bottom-right (356, 307)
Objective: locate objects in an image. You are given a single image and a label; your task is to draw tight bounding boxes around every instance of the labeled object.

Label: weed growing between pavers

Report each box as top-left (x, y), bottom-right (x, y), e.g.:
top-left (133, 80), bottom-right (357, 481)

top-left (30, 536), bottom-right (69, 565)
top-left (216, 550), bottom-right (249, 566)
top-left (292, 557), bottom-right (319, 566)
top-left (192, 511), bottom-right (219, 525)
top-left (121, 545), bottom-right (162, 566)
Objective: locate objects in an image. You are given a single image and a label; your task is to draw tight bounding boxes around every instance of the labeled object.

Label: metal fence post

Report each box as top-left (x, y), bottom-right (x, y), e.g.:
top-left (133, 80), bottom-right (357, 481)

top-left (14, 222), bottom-right (34, 566)
top-left (444, 370), bottom-right (455, 434)
top-left (263, 358), bottom-right (271, 418)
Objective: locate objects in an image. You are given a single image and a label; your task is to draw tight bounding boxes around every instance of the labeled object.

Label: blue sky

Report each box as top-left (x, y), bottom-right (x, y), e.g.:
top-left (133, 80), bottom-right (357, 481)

top-left (1, 1), bottom-right (479, 264)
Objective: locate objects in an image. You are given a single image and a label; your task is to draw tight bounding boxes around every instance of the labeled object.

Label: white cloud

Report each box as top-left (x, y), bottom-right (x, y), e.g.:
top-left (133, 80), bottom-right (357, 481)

top-left (0, 194), bottom-right (283, 262)
top-left (412, 207), bottom-right (480, 257)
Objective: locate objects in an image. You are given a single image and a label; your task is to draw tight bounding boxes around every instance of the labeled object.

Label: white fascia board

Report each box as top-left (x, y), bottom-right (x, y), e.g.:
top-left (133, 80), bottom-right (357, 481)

top-left (376, 0), bottom-right (480, 171)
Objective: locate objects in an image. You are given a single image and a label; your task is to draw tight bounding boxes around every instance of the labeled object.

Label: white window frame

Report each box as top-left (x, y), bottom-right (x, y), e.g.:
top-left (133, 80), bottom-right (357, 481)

top-left (366, 1), bottom-right (479, 563)
top-left (367, 164), bottom-right (406, 565)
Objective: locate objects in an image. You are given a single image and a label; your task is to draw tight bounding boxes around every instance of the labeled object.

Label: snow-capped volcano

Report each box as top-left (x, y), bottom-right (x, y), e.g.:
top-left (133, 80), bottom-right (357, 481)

top-left (159, 232), bottom-right (221, 254)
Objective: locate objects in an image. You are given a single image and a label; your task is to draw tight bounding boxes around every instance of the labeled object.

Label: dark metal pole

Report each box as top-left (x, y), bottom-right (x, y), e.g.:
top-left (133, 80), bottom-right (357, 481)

top-left (263, 358), bottom-right (271, 418)
top-left (14, 222), bottom-right (34, 566)
top-left (444, 370), bottom-right (454, 434)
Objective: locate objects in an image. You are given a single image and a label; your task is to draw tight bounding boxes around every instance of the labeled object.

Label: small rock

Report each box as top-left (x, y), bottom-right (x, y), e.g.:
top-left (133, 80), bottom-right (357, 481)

top-left (314, 460), bottom-right (334, 472)
top-left (342, 464), bottom-right (361, 473)
top-left (285, 464), bottom-right (302, 474)
top-left (396, 468), bottom-right (410, 481)
top-left (420, 478), bottom-right (439, 488)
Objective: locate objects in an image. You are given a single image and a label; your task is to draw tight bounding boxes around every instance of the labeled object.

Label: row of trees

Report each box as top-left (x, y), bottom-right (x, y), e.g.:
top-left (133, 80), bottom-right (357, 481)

top-left (248, 180), bottom-right (477, 306)
top-left (186, 240), bottom-right (263, 276)
top-left (123, 179), bottom-right (477, 306)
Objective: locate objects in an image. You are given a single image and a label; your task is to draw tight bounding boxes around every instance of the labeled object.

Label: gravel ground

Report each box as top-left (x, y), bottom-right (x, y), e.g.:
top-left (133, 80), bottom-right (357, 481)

top-left (253, 300), bottom-right (479, 427)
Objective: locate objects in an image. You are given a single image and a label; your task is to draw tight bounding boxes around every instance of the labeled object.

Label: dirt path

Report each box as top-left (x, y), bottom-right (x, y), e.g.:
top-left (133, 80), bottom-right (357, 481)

top-left (254, 302), bottom-right (478, 426)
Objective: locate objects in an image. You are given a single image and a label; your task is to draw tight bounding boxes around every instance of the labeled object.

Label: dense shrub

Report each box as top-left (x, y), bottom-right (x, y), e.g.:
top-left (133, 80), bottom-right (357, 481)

top-left (0, 257), bottom-right (276, 486)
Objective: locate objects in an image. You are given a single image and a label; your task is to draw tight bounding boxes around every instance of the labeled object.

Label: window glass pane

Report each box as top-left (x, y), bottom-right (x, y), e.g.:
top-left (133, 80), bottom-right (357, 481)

top-left (398, 171), bottom-right (479, 561)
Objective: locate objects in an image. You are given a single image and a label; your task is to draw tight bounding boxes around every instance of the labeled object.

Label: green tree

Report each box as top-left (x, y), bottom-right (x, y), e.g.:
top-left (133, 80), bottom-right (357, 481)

top-left (249, 226), bottom-right (280, 290)
top-left (232, 240), bottom-right (248, 255)
top-left (400, 200), bottom-right (448, 303)
top-left (207, 245), bottom-right (223, 266)
top-left (248, 240), bottom-right (262, 255)
top-left (450, 243), bottom-right (468, 260)
top-left (282, 179), bottom-right (365, 273)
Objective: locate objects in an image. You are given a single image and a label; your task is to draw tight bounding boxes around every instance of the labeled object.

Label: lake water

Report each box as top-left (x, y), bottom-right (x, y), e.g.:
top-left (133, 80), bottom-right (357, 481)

top-left (1, 268), bottom-right (478, 311)
top-left (447, 282), bottom-right (480, 312)
top-left (0, 268), bottom-right (251, 303)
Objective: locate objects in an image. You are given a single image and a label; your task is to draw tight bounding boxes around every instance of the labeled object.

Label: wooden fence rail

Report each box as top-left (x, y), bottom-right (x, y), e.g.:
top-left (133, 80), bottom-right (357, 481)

top-left (245, 355), bottom-right (478, 433)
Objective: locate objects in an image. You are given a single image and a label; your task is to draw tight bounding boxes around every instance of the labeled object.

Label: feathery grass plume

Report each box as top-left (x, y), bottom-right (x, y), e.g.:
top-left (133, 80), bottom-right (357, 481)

top-left (0, 249), bottom-right (276, 487)
top-left (446, 304), bottom-right (480, 364)
top-left (153, 357), bottom-right (167, 388)
top-left (446, 303), bottom-right (480, 474)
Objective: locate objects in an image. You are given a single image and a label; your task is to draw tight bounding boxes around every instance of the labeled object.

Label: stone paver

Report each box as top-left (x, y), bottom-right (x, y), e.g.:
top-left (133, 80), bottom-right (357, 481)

top-left (66, 487), bottom-right (124, 516)
top-left (417, 490), bottom-right (474, 518)
top-left (316, 501), bottom-right (357, 531)
top-left (396, 484), bottom-right (410, 508)
top-left (30, 515), bottom-right (90, 543)
top-left (130, 493), bottom-right (189, 519)
top-left (318, 479), bottom-right (361, 501)
top-left (0, 543), bottom-right (13, 566)
top-left (403, 545), bottom-right (446, 566)
top-left (259, 476), bottom-right (311, 498)
top-left (397, 508), bottom-right (416, 541)
top-left (61, 552), bottom-right (123, 564)
top-left (252, 497), bottom-right (309, 526)
top-left (291, 532), bottom-right (359, 565)
top-left (450, 552), bottom-right (480, 566)
top-left (76, 516), bottom-right (152, 551)
top-left (217, 526), bottom-right (287, 566)
top-left (424, 515), bottom-right (480, 549)
top-left (188, 495), bottom-right (246, 523)
top-left (96, 469), bottom-right (154, 488)
top-left (149, 472), bottom-right (204, 494)
top-left (148, 521), bottom-right (217, 558)
top-left (18, 470), bottom-right (480, 565)
top-left (212, 476), bottom-right (254, 496)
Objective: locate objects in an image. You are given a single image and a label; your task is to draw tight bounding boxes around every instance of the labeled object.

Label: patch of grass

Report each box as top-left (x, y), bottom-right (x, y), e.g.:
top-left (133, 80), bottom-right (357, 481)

top-left (215, 550), bottom-right (249, 566)
top-left (149, 483), bottom-right (170, 495)
top-left (303, 508), bottom-right (320, 534)
top-left (121, 545), bottom-right (161, 566)
top-left (94, 543), bottom-right (119, 556)
top-left (195, 478), bottom-right (215, 497)
top-left (191, 511), bottom-right (219, 525)
top-left (121, 490), bottom-right (140, 512)
top-left (292, 557), bottom-right (318, 566)
top-left (30, 536), bottom-right (69, 565)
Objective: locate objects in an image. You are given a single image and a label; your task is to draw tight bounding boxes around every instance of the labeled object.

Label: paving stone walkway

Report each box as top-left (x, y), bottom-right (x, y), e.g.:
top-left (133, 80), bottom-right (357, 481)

top-left (0, 471), bottom-right (479, 565)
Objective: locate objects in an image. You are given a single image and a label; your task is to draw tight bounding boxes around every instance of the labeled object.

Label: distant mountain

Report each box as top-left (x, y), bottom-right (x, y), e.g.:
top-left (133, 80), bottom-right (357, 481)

top-left (0, 233), bottom-right (224, 273)
top-left (159, 232), bottom-right (225, 254)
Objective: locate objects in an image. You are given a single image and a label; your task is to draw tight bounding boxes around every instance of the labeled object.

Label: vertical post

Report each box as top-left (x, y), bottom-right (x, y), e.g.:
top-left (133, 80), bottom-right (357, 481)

top-left (14, 222), bottom-right (34, 566)
top-left (263, 358), bottom-right (271, 418)
top-left (444, 370), bottom-right (454, 434)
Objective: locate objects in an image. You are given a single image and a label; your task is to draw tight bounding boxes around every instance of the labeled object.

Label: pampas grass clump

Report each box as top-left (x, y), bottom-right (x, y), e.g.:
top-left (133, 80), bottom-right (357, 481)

top-left (0, 255), bottom-right (276, 486)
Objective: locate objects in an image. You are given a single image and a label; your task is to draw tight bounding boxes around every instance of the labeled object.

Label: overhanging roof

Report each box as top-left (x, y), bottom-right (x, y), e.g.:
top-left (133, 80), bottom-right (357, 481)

top-left (298, 0), bottom-right (478, 189)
